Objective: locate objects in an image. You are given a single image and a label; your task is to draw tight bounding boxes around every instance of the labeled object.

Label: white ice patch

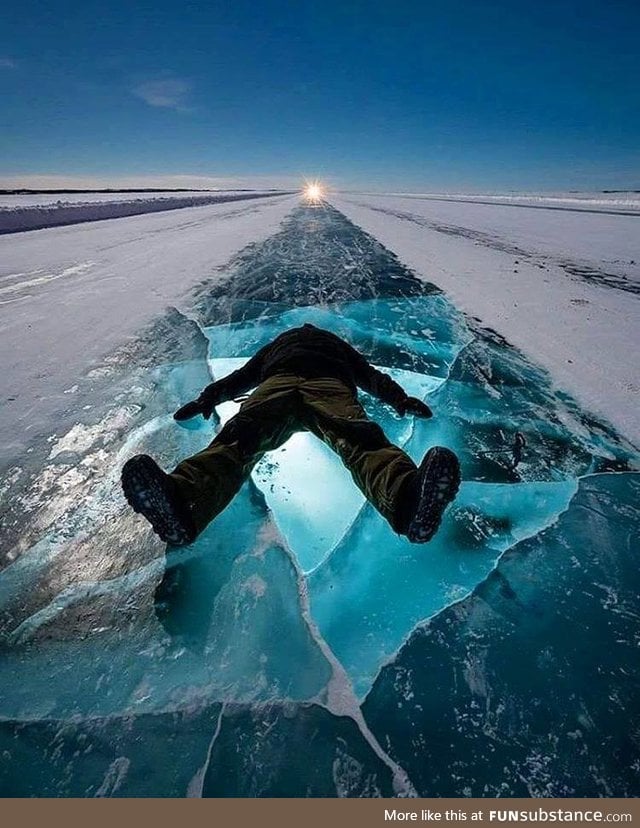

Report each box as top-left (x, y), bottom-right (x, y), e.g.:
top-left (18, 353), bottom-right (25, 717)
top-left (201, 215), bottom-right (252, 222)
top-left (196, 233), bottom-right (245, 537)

top-left (47, 406), bottom-right (141, 459)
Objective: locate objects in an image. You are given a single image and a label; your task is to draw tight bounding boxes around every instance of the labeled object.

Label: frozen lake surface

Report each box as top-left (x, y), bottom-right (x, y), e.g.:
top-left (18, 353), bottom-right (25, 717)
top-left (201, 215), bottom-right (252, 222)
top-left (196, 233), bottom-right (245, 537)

top-left (0, 200), bottom-right (638, 796)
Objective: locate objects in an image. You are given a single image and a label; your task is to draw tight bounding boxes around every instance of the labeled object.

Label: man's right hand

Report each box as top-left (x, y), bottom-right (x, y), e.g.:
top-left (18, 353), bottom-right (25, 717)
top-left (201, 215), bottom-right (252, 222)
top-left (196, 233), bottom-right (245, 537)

top-left (173, 388), bottom-right (218, 421)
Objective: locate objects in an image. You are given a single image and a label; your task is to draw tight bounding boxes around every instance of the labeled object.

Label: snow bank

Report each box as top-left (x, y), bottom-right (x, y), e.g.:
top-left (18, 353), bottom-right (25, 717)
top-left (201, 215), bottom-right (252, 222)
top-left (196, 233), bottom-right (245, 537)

top-left (0, 190), bottom-right (292, 234)
top-left (359, 191), bottom-right (640, 215)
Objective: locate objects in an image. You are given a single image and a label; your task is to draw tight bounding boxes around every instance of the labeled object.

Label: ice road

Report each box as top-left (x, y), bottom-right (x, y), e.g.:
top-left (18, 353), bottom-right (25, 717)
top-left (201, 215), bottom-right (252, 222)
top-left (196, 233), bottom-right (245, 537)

top-left (0, 196), bottom-right (639, 797)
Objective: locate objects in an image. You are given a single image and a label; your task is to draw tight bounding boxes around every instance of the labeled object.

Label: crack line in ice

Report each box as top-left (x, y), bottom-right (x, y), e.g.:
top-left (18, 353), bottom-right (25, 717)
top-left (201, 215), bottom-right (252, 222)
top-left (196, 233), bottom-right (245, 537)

top-left (268, 509), bottom-right (418, 797)
top-left (187, 702), bottom-right (226, 798)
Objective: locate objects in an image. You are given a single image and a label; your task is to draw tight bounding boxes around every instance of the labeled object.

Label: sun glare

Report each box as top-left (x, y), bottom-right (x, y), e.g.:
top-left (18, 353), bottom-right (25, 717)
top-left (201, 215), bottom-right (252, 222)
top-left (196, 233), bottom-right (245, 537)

top-left (303, 181), bottom-right (324, 203)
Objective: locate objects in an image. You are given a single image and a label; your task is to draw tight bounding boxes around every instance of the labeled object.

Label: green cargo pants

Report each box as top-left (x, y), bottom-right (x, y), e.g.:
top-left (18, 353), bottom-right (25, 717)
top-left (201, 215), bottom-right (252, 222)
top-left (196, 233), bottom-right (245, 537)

top-left (170, 374), bottom-right (418, 536)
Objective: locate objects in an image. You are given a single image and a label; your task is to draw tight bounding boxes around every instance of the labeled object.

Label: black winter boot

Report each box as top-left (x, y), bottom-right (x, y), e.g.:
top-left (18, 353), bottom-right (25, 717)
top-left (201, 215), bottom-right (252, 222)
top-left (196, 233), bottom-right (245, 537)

top-left (121, 455), bottom-right (197, 546)
top-left (406, 446), bottom-right (461, 543)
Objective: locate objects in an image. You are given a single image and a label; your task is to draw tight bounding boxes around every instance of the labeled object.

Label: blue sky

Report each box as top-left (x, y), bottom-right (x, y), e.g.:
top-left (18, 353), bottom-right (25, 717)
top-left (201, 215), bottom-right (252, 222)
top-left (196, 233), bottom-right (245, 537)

top-left (1, 0), bottom-right (639, 191)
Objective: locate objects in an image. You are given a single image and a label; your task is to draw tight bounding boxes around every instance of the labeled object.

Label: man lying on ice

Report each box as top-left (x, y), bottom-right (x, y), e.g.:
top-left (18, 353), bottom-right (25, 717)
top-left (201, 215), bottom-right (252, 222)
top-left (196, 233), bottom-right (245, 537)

top-left (121, 324), bottom-right (461, 546)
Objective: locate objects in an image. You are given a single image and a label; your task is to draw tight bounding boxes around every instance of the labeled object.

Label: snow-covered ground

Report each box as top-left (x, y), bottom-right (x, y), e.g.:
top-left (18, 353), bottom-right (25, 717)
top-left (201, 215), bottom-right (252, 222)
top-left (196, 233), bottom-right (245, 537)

top-left (331, 193), bottom-right (640, 445)
top-left (0, 193), bottom-right (297, 466)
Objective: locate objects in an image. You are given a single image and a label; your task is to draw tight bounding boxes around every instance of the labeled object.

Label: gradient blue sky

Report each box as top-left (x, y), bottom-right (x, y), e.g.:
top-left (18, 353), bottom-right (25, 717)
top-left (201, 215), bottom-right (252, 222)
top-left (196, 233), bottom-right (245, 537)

top-left (1, 0), bottom-right (638, 191)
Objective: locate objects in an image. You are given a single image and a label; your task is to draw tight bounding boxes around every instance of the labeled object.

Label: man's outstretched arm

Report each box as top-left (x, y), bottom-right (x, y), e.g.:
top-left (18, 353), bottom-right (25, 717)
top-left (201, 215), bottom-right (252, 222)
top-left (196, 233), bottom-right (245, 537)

top-left (346, 343), bottom-right (433, 418)
top-left (173, 346), bottom-right (267, 420)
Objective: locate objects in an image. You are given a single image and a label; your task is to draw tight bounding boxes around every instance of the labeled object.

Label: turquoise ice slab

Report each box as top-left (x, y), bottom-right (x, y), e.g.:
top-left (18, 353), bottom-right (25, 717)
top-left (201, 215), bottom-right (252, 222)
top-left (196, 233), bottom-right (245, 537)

top-left (197, 296), bottom-right (625, 698)
top-left (361, 472), bottom-right (640, 797)
top-left (308, 478), bottom-right (577, 698)
top-left (0, 705), bottom-right (224, 796)
top-left (1, 295), bottom-right (635, 719)
top-left (204, 295), bottom-right (470, 378)
top-left (174, 293), bottom-right (637, 700)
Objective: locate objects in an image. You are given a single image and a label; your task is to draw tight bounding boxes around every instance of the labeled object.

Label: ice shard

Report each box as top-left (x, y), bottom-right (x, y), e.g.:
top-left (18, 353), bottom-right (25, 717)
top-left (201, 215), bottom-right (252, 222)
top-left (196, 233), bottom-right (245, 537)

top-left (0, 704), bottom-right (223, 797)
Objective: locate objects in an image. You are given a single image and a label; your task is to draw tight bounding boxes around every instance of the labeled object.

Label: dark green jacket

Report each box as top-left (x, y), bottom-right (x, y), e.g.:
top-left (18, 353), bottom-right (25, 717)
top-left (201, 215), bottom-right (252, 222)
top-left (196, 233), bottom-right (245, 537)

top-left (203, 324), bottom-right (409, 410)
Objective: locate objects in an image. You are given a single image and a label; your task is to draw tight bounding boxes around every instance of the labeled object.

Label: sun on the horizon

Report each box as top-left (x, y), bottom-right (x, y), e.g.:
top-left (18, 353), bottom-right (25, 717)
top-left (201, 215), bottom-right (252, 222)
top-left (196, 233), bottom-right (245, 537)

top-left (303, 181), bottom-right (324, 203)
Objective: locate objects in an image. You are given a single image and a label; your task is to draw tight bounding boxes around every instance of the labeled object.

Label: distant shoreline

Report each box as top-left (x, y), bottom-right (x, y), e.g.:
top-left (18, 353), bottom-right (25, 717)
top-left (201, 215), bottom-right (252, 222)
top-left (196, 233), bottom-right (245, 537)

top-left (0, 188), bottom-right (279, 195)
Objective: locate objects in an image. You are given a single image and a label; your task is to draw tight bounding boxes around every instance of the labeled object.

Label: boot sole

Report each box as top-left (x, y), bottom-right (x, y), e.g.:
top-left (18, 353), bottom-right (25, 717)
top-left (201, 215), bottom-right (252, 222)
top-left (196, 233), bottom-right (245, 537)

top-left (121, 455), bottom-right (195, 547)
top-left (407, 446), bottom-right (461, 543)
